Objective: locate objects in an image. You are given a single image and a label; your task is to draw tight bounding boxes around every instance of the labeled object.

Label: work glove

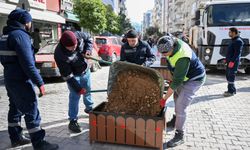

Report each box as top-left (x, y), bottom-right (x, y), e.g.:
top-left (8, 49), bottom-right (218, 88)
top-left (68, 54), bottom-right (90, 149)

top-left (160, 98), bottom-right (166, 108)
top-left (79, 88), bottom-right (87, 95)
top-left (38, 85), bottom-right (45, 97)
top-left (228, 62), bottom-right (235, 68)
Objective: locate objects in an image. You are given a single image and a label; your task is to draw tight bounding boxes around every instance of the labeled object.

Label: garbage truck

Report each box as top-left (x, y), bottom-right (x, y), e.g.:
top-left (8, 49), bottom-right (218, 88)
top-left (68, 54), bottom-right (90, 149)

top-left (190, 0), bottom-right (250, 74)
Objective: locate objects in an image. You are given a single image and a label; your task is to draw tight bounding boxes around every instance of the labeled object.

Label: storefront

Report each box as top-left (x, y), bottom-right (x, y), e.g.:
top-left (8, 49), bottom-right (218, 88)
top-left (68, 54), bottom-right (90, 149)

top-left (61, 0), bottom-right (81, 32)
top-left (0, 0), bottom-right (65, 46)
top-left (62, 11), bottom-right (81, 32)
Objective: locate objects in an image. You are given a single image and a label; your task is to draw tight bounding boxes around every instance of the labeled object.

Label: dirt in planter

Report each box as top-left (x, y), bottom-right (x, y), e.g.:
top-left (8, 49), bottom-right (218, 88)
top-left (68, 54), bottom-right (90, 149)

top-left (103, 70), bottom-right (162, 117)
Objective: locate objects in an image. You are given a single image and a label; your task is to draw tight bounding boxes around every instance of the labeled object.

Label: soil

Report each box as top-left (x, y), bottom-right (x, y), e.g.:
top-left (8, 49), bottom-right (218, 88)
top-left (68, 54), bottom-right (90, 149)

top-left (103, 70), bottom-right (162, 117)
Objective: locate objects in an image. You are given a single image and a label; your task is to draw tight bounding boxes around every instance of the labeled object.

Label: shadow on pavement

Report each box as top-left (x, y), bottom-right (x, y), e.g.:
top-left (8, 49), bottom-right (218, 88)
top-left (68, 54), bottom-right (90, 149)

top-left (42, 77), bottom-right (64, 84)
top-left (192, 94), bottom-right (224, 105)
top-left (0, 115), bottom-right (90, 150)
top-left (0, 113), bottom-right (155, 150)
top-left (237, 87), bottom-right (250, 93)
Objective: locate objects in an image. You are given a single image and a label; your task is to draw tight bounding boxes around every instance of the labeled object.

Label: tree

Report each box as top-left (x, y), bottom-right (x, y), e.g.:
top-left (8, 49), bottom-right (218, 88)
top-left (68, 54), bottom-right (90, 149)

top-left (73, 0), bottom-right (107, 34)
top-left (104, 5), bottom-right (119, 34)
top-left (117, 12), bottom-right (133, 35)
top-left (145, 26), bottom-right (160, 36)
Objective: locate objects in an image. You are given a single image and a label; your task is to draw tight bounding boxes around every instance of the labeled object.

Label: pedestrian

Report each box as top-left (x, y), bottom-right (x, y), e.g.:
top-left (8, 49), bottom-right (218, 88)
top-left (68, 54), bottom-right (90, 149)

top-left (157, 34), bottom-right (206, 148)
top-left (120, 29), bottom-right (156, 66)
top-left (31, 28), bottom-right (42, 54)
top-left (147, 37), bottom-right (154, 48)
top-left (54, 30), bottom-right (94, 133)
top-left (0, 9), bottom-right (58, 150)
top-left (223, 27), bottom-right (243, 97)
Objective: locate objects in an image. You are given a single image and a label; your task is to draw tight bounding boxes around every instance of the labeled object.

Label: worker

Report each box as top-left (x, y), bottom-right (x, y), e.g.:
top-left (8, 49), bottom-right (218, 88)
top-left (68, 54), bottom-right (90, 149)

top-left (0, 9), bottom-right (58, 150)
top-left (157, 34), bottom-right (206, 147)
top-left (54, 30), bottom-right (94, 133)
top-left (224, 27), bottom-right (243, 97)
top-left (120, 29), bottom-right (156, 66)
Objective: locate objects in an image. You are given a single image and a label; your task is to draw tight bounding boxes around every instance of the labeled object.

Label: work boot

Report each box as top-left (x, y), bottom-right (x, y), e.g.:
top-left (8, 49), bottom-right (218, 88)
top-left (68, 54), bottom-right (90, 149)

top-left (166, 130), bottom-right (184, 148)
top-left (34, 140), bottom-right (59, 150)
top-left (68, 120), bottom-right (82, 133)
top-left (223, 91), bottom-right (235, 97)
top-left (166, 115), bottom-right (176, 128)
top-left (11, 134), bottom-right (31, 147)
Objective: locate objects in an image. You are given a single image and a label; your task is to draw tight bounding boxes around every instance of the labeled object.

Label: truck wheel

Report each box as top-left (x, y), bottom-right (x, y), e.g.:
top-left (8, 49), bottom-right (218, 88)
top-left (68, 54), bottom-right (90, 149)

top-left (245, 68), bottom-right (250, 74)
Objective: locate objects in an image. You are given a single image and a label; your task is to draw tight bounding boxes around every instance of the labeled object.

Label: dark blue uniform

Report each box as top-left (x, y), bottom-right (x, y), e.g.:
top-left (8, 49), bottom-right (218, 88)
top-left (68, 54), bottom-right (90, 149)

top-left (0, 20), bottom-right (45, 146)
top-left (54, 31), bottom-right (93, 93)
top-left (120, 40), bottom-right (156, 66)
top-left (226, 36), bottom-right (243, 94)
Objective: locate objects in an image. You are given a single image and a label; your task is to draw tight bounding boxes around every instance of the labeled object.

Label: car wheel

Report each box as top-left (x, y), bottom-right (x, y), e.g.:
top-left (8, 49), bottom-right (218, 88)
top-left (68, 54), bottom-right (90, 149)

top-left (90, 62), bottom-right (99, 72)
top-left (111, 53), bottom-right (117, 63)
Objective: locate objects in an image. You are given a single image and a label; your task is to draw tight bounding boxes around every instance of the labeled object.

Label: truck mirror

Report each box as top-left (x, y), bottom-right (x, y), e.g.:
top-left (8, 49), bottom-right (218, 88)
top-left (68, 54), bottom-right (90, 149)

top-left (195, 10), bottom-right (200, 25)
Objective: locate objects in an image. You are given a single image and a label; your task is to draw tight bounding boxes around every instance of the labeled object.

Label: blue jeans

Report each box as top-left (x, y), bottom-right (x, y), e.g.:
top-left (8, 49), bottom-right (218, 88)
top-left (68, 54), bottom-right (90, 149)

top-left (67, 69), bottom-right (93, 120)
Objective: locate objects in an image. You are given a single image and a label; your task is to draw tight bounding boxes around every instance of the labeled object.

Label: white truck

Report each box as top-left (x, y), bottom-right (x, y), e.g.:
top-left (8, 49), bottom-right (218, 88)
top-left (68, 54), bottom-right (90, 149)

top-left (190, 0), bottom-right (250, 74)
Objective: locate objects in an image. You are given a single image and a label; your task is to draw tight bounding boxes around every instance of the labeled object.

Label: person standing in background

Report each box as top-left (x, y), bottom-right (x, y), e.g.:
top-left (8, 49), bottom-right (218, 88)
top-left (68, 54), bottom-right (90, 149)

top-left (31, 28), bottom-right (42, 54)
top-left (223, 27), bottom-right (243, 97)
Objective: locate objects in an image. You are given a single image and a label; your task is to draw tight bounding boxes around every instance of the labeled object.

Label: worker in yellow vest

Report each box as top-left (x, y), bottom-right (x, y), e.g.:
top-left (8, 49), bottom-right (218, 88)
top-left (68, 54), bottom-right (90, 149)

top-left (157, 34), bottom-right (206, 148)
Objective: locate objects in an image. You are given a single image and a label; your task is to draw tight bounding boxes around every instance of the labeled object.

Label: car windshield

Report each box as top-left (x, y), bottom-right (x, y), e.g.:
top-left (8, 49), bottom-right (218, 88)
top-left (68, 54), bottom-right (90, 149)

top-left (37, 41), bottom-right (58, 54)
top-left (95, 38), bottom-right (107, 44)
top-left (207, 3), bottom-right (250, 26)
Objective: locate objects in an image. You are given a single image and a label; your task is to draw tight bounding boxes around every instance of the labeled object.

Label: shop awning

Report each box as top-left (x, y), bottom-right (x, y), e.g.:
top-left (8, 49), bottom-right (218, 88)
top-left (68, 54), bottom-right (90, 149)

top-left (30, 9), bottom-right (65, 24)
top-left (0, 2), bottom-right (16, 15)
top-left (64, 11), bottom-right (79, 22)
top-left (0, 2), bottom-right (65, 24)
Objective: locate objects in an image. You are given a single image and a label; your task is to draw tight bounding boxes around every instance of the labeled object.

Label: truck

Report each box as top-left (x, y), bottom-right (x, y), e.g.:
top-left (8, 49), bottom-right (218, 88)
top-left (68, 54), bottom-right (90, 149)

top-left (190, 0), bottom-right (250, 74)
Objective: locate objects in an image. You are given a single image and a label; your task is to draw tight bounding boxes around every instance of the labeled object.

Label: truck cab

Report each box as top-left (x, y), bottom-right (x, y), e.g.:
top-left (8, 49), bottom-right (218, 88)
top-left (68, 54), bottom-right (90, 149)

top-left (191, 1), bottom-right (250, 74)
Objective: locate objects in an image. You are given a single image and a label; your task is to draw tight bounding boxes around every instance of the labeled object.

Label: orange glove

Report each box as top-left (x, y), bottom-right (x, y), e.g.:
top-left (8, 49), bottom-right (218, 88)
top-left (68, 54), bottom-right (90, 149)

top-left (228, 62), bottom-right (234, 68)
top-left (79, 88), bottom-right (87, 95)
top-left (160, 98), bottom-right (166, 108)
top-left (38, 85), bottom-right (45, 97)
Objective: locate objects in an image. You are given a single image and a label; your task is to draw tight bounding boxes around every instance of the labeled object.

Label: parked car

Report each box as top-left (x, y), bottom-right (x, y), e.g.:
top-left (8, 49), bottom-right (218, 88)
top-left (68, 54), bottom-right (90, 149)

top-left (94, 36), bottom-right (122, 62)
top-left (35, 41), bottom-right (100, 78)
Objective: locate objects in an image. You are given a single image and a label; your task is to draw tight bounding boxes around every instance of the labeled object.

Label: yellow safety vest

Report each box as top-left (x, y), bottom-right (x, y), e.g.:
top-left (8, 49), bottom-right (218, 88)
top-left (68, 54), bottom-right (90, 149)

top-left (167, 39), bottom-right (192, 81)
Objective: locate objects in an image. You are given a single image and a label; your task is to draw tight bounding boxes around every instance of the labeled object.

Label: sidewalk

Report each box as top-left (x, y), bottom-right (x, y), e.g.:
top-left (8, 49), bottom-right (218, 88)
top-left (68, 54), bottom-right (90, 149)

top-left (0, 67), bottom-right (250, 150)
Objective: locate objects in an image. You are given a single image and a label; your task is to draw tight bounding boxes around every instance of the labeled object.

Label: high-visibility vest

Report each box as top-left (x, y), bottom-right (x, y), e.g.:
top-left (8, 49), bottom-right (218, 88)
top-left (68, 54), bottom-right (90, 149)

top-left (167, 39), bottom-right (193, 81)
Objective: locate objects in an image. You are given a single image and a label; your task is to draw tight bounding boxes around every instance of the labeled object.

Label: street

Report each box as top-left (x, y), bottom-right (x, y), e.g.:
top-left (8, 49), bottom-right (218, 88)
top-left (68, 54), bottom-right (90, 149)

top-left (0, 65), bottom-right (250, 150)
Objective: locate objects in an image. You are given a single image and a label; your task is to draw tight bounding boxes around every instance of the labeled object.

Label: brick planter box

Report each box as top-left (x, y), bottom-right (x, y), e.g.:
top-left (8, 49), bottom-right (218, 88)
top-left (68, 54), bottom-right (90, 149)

top-left (89, 102), bottom-right (165, 150)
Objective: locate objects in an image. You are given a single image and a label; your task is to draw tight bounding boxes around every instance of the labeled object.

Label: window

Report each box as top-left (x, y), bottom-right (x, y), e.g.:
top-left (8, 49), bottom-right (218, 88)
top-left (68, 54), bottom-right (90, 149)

top-left (95, 38), bottom-right (107, 44)
top-left (207, 3), bottom-right (250, 26)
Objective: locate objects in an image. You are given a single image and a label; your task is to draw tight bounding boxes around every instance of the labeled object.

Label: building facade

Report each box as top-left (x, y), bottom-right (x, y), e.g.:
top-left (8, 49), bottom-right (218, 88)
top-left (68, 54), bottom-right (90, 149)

top-left (142, 10), bottom-right (153, 34)
top-left (153, 0), bottom-right (162, 31)
top-left (102, 0), bottom-right (124, 15)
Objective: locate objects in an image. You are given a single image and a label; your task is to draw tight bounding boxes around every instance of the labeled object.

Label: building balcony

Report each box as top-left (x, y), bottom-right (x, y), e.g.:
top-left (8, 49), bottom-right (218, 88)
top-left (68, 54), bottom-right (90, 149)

top-left (175, 0), bottom-right (185, 5)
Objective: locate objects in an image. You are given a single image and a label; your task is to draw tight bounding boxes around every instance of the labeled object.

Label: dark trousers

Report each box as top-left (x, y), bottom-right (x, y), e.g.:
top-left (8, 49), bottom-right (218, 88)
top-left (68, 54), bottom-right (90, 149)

top-left (226, 64), bottom-right (238, 94)
top-left (5, 78), bottom-right (45, 146)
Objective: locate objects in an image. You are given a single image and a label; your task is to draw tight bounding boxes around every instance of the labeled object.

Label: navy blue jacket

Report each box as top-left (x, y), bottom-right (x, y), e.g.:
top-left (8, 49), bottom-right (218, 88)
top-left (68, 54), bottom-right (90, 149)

top-left (1, 20), bottom-right (43, 87)
top-left (226, 36), bottom-right (243, 63)
top-left (54, 31), bottom-right (93, 92)
top-left (120, 40), bottom-right (156, 66)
